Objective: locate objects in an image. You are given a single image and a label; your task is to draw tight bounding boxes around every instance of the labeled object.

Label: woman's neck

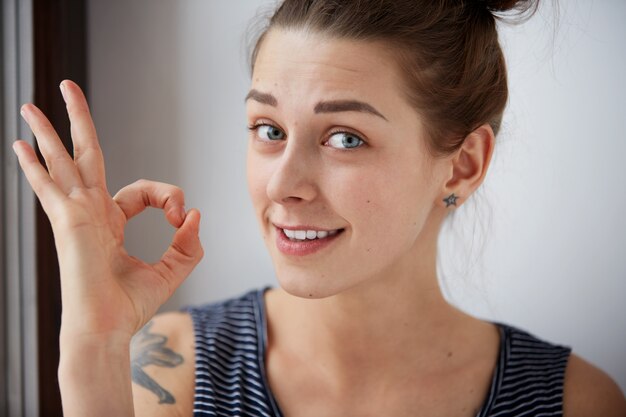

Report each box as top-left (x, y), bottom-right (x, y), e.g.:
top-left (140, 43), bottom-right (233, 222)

top-left (265, 244), bottom-right (477, 390)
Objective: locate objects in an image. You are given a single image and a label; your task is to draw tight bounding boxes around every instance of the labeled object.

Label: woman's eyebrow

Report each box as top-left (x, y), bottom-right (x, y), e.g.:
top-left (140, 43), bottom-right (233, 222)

top-left (316, 100), bottom-right (389, 122)
top-left (244, 89), bottom-right (388, 122)
top-left (245, 89), bottom-right (278, 106)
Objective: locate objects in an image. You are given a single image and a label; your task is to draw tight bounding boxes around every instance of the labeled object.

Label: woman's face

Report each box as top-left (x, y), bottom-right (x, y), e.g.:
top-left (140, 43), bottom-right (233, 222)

top-left (246, 29), bottom-right (449, 298)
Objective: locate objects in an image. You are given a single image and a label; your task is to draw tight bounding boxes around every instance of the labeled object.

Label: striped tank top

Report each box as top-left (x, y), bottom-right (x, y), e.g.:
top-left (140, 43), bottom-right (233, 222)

top-left (185, 286), bottom-right (572, 417)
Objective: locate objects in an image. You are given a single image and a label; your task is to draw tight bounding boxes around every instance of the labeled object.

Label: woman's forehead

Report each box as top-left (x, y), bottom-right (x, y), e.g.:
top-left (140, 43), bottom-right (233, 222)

top-left (249, 29), bottom-right (408, 119)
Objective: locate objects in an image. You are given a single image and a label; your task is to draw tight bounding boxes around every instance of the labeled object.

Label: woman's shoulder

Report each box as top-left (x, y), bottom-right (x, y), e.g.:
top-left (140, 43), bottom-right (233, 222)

top-left (491, 322), bottom-right (625, 417)
top-left (562, 353), bottom-right (626, 417)
top-left (180, 286), bottom-right (280, 417)
top-left (493, 321), bottom-right (572, 370)
top-left (130, 311), bottom-right (195, 417)
top-left (128, 284), bottom-right (268, 417)
top-left (478, 321), bottom-right (572, 416)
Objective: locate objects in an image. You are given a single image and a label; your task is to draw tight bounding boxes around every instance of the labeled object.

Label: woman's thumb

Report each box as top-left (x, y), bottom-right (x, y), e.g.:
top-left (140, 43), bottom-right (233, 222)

top-left (152, 208), bottom-right (204, 295)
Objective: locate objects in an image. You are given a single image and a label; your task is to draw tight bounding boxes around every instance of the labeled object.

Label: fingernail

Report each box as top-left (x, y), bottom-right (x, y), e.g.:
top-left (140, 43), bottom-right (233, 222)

top-left (60, 81), bottom-right (68, 102)
top-left (20, 107), bottom-right (28, 122)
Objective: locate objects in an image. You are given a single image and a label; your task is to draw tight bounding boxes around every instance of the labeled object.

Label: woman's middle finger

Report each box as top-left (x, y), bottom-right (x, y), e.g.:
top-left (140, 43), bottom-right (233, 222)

top-left (61, 80), bottom-right (108, 191)
top-left (21, 104), bottom-right (83, 193)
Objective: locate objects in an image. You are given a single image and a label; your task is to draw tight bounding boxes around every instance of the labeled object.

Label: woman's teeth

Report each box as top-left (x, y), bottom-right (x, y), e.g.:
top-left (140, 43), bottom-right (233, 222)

top-left (283, 229), bottom-right (340, 241)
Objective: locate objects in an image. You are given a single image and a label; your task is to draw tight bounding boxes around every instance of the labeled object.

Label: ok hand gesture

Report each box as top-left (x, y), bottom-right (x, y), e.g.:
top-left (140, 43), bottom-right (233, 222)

top-left (13, 80), bottom-right (204, 344)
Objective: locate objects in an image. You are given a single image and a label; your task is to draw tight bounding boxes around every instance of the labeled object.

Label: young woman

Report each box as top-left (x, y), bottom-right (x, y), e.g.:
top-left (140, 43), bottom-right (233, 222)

top-left (12, 0), bottom-right (626, 416)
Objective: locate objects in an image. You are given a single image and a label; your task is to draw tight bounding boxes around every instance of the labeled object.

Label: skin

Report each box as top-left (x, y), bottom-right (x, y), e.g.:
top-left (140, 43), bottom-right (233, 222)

top-left (11, 28), bottom-right (625, 417)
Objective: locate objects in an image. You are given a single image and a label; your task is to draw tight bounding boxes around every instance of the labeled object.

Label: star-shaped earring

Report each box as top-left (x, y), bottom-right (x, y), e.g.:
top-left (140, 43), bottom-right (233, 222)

top-left (443, 193), bottom-right (459, 207)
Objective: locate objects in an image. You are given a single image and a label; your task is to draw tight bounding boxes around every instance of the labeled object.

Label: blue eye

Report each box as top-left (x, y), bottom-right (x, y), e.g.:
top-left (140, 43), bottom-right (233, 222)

top-left (326, 132), bottom-right (364, 149)
top-left (249, 124), bottom-right (285, 141)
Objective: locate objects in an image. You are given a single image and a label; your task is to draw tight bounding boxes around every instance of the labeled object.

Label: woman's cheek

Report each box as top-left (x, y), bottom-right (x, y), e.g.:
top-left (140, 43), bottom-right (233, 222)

top-left (344, 165), bottom-right (425, 250)
top-left (246, 157), bottom-right (272, 221)
top-left (330, 170), bottom-right (395, 241)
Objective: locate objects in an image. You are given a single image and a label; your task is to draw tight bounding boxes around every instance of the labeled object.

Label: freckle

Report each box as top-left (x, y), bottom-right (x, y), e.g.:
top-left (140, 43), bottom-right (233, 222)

top-left (447, 351), bottom-right (453, 358)
top-left (366, 200), bottom-right (371, 203)
top-left (366, 248), bottom-right (370, 252)
top-left (309, 293), bottom-right (312, 297)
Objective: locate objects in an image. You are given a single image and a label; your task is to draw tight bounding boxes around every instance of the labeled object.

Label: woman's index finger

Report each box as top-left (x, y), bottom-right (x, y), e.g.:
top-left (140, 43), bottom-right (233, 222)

top-left (60, 80), bottom-right (108, 190)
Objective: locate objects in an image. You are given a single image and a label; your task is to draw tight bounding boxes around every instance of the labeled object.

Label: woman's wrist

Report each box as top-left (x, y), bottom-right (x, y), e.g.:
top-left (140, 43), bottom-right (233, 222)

top-left (58, 331), bottom-right (132, 385)
top-left (59, 309), bottom-right (136, 349)
top-left (59, 327), bottom-right (133, 350)
top-left (58, 333), bottom-right (135, 417)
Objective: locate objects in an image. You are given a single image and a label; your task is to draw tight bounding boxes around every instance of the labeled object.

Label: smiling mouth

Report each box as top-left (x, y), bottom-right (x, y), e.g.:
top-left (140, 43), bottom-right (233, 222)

top-left (281, 228), bottom-right (345, 241)
top-left (274, 226), bottom-right (345, 256)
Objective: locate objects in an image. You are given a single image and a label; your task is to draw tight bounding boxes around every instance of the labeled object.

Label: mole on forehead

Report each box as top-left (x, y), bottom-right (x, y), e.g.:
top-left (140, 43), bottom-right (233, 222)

top-left (244, 89), bottom-right (389, 122)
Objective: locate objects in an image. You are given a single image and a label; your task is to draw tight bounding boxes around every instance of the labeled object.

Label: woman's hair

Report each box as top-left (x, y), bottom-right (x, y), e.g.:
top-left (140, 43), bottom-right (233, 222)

top-left (247, 0), bottom-right (539, 157)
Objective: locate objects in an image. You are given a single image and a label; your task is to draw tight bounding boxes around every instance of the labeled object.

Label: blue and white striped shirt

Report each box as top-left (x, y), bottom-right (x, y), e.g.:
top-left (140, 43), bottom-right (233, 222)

top-left (185, 287), bottom-right (571, 417)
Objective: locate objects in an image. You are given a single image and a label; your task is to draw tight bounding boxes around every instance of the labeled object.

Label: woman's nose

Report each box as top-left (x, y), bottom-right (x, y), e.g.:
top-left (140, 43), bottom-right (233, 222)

top-left (266, 142), bottom-right (318, 205)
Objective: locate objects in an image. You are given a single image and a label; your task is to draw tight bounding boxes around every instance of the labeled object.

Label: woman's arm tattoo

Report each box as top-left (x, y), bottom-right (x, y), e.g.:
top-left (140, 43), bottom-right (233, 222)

top-left (130, 321), bottom-right (184, 404)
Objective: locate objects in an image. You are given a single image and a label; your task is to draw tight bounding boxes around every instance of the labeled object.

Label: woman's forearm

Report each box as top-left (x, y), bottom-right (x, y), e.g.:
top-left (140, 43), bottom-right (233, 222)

top-left (58, 333), bottom-right (134, 417)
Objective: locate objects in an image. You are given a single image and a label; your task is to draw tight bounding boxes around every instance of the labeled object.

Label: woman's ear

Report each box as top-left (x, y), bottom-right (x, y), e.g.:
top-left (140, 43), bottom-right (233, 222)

top-left (440, 123), bottom-right (495, 208)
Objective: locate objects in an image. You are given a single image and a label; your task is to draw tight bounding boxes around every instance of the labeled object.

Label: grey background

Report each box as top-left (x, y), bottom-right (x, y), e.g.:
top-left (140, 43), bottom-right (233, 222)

top-left (87, 0), bottom-right (626, 390)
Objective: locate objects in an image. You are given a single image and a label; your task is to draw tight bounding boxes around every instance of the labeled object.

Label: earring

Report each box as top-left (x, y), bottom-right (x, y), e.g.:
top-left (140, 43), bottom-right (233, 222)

top-left (443, 193), bottom-right (459, 208)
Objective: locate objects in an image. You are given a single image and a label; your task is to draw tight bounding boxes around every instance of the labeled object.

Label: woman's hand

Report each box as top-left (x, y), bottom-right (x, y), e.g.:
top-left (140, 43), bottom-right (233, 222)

top-left (14, 80), bottom-right (203, 416)
top-left (13, 80), bottom-right (204, 344)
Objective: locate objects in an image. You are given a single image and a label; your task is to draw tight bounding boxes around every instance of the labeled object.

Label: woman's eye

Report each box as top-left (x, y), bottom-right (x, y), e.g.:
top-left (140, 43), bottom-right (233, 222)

top-left (326, 132), bottom-right (364, 149)
top-left (252, 124), bottom-right (285, 141)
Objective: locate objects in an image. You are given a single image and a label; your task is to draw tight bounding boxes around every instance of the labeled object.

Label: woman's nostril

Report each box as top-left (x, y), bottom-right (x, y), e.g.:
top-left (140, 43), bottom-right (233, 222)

top-left (281, 196), bottom-right (304, 204)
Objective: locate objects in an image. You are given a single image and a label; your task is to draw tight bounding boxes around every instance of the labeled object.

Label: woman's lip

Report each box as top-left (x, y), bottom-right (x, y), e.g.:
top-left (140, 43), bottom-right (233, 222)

top-left (274, 226), bottom-right (344, 256)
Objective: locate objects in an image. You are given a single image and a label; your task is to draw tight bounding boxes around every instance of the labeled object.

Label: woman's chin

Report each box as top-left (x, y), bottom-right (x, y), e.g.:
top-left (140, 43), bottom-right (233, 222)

top-left (274, 270), bottom-right (349, 300)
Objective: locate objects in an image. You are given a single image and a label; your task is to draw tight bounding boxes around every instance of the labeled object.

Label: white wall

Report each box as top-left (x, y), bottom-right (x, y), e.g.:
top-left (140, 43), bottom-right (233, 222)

top-left (88, 0), bottom-right (626, 391)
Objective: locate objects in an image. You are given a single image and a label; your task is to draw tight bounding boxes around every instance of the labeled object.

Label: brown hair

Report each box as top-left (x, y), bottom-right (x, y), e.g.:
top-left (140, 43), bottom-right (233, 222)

top-left (248, 0), bottom-right (539, 157)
